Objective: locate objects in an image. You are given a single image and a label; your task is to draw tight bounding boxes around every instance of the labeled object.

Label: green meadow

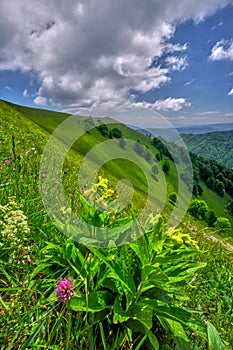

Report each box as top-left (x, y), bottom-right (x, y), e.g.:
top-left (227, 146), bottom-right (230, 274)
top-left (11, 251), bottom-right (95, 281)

top-left (0, 99), bottom-right (232, 349)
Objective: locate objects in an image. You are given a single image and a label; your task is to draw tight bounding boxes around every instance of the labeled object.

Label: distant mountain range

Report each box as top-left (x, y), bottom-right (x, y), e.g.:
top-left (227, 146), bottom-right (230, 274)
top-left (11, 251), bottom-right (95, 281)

top-left (132, 122), bottom-right (233, 139)
top-left (176, 123), bottom-right (233, 134)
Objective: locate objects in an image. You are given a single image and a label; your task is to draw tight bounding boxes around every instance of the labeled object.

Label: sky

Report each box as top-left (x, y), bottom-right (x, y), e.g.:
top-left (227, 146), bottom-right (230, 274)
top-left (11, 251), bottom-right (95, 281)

top-left (0, 0), bottom-right (233, 127)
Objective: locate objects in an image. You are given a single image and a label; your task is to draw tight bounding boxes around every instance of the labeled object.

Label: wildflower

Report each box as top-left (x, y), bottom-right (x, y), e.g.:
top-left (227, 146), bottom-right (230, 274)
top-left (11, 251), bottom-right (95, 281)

top-left (41, 189), bottom-right (45, 193)
top-left (5, 159), bottom-right (10, 164)
top-left (55, 278), bottom-right (74, 302)
top-left (41, 173), bottom-right (46, 178)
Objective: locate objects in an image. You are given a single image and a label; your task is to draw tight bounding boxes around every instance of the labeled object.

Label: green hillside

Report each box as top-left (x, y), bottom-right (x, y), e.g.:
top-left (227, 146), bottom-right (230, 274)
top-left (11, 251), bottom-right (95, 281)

top-left (182, 130), bottom-right (233, 168)
top-left (0, 99), bottom-right (233, 349)
top-left (1, 99), bottom-right (232, 227)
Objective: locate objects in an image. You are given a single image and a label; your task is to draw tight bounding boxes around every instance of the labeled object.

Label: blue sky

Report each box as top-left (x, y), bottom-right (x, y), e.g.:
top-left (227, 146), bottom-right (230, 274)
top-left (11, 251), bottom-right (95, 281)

top-left (0, 0), bottom-right (232, 127)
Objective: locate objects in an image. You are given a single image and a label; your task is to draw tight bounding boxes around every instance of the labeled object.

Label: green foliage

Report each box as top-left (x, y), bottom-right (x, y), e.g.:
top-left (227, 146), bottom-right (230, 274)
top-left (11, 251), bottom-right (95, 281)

top-left (97, 124), bottom-right (109, 137)
top-left (162, 160), bottom-right (170, 174)
top-left (188, 199), bottom-right (208, 220)
top-left (206, 210), bottom-right (217, 227)
top-left (169, 192), bottom-right (177, 205)
top-left (182, 130), bottom-right (233, 168)
top-left (185, 236), bottom-right (233, 346)
top-left (34, 215), bottom-right (211, 349)
top-left (111, 127), bottom-right (122, 138)
top-left (214, 217), bottom-right (231, 231)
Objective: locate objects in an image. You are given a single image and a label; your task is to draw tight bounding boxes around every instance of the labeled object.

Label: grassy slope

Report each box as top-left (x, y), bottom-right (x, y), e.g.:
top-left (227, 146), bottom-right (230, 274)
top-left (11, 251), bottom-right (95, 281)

top-left (182, 130), bottom-right (233, 168)
top-left (3, 99), bottom-right (232, 225)
top-left (3, 100), bottom-right (177, 215)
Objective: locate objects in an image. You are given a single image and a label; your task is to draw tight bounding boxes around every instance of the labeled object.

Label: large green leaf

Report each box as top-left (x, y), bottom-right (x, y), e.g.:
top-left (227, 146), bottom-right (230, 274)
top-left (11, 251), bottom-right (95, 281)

top-left (113, 296), bottom-right (130, 324)
top-left (141, 264), bottom-right (169, 293)
top-left (207, 321), bottom-right (228, 350)
top-left (127, 302), bottom-right (153, 330)
top-left (88, 247), bottom-right (136, 298)
top-left (130, 234), bottom-right (151, 266)
top-left (151, 215), bottom-right (165, 253)
top-left (164, 262), bottom-right (207, 283)
top-left (126, 303), bottom-right (159, 350)
top-left (158, 316), bottom-right (190, 347)
top-left (69, 291), bottom-right (115, 312)
top-left (139, 298), bottom-right (204, 329)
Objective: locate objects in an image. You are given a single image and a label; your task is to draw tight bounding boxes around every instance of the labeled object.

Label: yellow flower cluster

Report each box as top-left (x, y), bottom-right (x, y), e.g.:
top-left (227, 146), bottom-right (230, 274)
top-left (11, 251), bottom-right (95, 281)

top-left (0, 199), bottom-right (31, 264)
top-left (166, 228), bottom-right (199, 249)
top-left (83, 176), bottom-right (115, 208)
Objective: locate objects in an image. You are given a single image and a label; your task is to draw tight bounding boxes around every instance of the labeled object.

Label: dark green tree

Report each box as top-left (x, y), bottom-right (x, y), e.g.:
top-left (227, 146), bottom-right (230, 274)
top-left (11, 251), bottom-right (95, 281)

top-left (206, 210), bottom-right (217, 227)
top-left (214, 180), bottom-right (224, 197)
top-left (112, 127), bottom-right (122, 138)
top-left (188, 199), bottom-right (208, 220)
top-left (169, 192), bottom-right (177, 205)
top-left (162, 160), bottom-right (170, 174)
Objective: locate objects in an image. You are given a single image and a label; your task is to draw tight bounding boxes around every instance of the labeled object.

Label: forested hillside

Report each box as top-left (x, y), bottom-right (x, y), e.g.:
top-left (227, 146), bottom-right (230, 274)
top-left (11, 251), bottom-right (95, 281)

top-left (182, 130), bottom-right (233, 168)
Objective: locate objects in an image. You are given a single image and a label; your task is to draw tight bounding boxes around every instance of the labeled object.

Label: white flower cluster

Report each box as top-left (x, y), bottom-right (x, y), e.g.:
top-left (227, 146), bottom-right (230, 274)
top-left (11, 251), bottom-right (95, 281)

top-left (0, 199), bottom-right (31, 265)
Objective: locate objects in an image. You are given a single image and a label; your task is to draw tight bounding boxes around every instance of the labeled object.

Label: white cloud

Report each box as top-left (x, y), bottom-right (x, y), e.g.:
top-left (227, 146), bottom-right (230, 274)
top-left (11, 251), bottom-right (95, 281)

top-left (153, 97), bottom-right (191, 111)
top-left (4, 86), bottom-right (13, 91)
top-left (165, 56), bottom-right (189, 71)
top-left (0, 0), bottom-right (232, 112)
top-left (209, 40), bottom-right (233, 61)
top-left (33, 96), bottom-right (47, 106)
top-left (184, 78), bottom-right (195, 86)
top-left (228, 88), bottom-right (233, 96)
top-left (23, 89), bottom-right (29, 97)
top-left (165, 42), bottom-right (189, 53)
top-left (211, 21), bottom-right (223, 30)
top-left (196, 111), bottom-right (219, 115)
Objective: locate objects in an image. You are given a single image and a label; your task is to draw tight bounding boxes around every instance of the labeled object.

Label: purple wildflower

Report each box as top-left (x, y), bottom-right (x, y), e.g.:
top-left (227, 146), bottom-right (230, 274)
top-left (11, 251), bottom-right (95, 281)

top-left (5, 159), bottom-right (10, 164)
top-left (41, 189), bottom-right (45, 193)
top-left (55, 278), bottom-right (74, 302)
top-left (41, 172), bottom-right (46, 178)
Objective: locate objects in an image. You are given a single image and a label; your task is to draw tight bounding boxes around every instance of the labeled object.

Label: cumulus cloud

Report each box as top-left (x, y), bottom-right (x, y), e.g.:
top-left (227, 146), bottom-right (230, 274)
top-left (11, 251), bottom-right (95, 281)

top-left (0, 0), bottom-right (232, 112)
top-left (33, 96), bottom-right (47, 106)
top-left (153, 97), bottom-right (191, 111)
top-left (209, 40), bottom-right (233, 60)
top-left (228, 88), bottom-right (233, 96)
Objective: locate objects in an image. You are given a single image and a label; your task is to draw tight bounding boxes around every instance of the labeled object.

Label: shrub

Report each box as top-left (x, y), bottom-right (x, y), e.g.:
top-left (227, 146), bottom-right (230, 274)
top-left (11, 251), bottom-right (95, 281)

top-left (188, 199), bottom-right (208, 220)
top-left (169, 192), bottom-right (177, 205)
top-left (214, 217), bottom-right (231, 231)
top-left (206, 210), bottom-right (217, 227)
top-left (112, 127), bottom-right (122, 138)
top-left (162, 160), bottom-right (170, 174)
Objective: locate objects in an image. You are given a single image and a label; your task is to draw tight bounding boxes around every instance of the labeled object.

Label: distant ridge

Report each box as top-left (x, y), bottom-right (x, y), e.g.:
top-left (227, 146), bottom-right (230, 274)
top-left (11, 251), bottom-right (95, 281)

top-left (129, 122), bottom-right (233, 141)
top-left (176, 123), bottom-right (233, 135)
